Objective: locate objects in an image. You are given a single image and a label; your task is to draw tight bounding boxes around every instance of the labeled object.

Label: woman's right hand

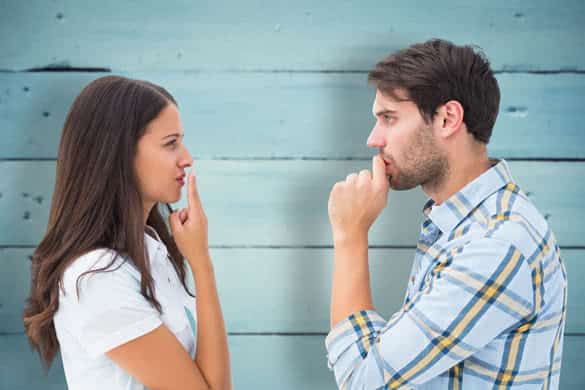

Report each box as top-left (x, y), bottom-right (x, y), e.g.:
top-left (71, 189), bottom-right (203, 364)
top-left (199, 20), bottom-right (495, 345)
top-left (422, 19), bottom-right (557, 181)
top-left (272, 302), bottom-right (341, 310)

top-left (169, 169), bottom-right (210, 268)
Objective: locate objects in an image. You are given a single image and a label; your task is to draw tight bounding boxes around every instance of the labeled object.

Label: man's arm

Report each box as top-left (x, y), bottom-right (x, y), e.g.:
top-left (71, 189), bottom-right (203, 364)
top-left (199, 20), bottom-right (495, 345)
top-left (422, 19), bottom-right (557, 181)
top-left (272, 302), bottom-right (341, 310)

top-left (326, 238), bottom-right (535, 389)
top-left (326, 157), bottom-right (535, 389)
top-left (330, 234), bottom-right (373, 327)
top-left (328, 156), bottom-right (389, 327)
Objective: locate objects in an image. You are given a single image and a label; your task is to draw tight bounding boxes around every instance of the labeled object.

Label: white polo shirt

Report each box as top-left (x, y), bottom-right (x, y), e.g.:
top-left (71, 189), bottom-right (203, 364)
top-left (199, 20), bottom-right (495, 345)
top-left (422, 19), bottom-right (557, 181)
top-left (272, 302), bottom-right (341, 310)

top-left (53, 227), bottom-right (197, 390)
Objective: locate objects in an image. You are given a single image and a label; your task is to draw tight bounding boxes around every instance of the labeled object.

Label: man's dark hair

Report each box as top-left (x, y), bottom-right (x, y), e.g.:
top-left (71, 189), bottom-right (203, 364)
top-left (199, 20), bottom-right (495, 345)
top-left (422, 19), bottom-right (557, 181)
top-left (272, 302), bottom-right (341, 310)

top-left (368, 38), bottom-right (500, 143)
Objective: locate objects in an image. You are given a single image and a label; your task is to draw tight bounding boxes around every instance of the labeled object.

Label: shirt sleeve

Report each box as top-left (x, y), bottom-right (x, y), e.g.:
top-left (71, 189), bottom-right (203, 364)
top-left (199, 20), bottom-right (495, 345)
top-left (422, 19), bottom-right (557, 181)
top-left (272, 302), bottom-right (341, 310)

top-left (325, 238), bottom-right (536, 389)
top-left (59, 249), bottom-right (163, 358)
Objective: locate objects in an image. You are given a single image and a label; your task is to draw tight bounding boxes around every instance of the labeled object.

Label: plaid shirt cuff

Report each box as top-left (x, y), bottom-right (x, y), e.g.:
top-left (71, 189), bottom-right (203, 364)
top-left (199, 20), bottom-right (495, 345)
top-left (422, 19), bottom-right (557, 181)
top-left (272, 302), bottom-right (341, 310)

top-left (325, 310), bottom-right (387, 370)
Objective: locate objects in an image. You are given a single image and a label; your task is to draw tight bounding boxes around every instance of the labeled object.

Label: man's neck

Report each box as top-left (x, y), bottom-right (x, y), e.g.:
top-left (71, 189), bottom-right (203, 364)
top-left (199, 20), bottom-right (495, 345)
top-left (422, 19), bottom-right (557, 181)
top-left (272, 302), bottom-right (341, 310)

top-left (424, 156), bottom-right (493, 206)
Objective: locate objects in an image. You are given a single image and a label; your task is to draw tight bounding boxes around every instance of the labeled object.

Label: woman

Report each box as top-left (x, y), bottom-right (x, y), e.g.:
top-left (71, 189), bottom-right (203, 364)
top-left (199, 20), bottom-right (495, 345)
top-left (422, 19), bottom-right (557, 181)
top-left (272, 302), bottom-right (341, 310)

top-left (23, 76), bottom-right (232, 389)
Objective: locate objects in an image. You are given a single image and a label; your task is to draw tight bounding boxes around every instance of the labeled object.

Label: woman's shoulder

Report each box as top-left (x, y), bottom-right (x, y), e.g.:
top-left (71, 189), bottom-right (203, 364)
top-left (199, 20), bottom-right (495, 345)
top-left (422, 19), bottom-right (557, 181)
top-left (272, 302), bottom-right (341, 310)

top-left (60, 248), bottom-right (137, 298)
top-left (64, 248), bottom-right (125, 275)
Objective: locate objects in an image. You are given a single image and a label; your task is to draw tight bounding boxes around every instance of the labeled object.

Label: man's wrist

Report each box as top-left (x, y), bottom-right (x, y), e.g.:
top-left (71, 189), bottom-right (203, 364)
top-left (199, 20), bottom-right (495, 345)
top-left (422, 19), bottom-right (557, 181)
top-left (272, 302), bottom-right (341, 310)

top-left (332, 229), bottom-right (368, 248)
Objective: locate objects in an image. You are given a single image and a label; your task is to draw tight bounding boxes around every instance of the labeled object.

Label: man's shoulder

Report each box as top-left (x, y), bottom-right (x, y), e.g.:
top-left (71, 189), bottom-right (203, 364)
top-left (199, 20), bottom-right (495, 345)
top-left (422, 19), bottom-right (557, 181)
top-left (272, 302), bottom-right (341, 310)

top-left (475, 185), bottom-right (557, 261)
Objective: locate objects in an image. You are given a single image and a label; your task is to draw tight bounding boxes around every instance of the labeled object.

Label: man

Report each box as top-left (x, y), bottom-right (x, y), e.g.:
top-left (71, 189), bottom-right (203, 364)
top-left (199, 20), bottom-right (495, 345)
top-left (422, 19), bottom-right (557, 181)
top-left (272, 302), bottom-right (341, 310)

top-left (325, 39), bottom-right (567, 389)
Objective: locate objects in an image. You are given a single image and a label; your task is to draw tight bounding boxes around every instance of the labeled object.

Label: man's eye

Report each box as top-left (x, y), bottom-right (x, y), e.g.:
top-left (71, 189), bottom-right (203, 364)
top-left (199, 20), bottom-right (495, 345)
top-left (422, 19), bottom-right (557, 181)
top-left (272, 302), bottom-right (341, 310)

top-left (165, 140), bottom-right (177, 147)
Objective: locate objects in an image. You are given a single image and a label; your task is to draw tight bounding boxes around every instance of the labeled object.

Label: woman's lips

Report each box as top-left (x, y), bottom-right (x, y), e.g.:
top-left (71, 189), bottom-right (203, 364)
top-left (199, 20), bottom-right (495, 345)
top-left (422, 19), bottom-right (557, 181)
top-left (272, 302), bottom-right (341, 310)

top-left (177, 176), bottom-right (185, 186)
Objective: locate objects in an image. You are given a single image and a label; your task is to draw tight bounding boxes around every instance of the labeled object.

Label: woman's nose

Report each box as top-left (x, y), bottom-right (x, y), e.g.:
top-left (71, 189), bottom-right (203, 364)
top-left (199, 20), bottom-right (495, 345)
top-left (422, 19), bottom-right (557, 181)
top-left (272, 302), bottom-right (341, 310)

top-left (180, 146), bottom-right (193, 167)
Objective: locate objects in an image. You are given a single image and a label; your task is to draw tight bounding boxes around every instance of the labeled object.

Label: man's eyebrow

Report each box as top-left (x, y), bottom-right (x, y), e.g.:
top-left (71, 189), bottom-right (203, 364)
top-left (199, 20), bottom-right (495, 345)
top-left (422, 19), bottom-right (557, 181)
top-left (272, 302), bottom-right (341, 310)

top-left (162, 132), bottom-right (183, 140)
top-left (373, 109), bottom-right (397, 117)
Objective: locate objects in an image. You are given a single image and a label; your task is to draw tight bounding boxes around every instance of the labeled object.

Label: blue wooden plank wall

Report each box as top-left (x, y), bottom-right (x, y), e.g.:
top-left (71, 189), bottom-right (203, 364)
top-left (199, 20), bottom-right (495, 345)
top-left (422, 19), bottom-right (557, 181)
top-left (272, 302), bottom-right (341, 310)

top-left (1, 1), bottom-right (584, 389)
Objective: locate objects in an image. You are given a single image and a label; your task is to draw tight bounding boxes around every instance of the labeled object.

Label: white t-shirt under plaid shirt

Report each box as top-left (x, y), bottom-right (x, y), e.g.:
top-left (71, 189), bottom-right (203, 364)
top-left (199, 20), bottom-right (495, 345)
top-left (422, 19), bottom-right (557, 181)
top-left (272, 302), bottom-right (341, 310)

top-left (325, 159), bottom-right (567, 389)
top-left (54, 227), bottom-right (197, 390)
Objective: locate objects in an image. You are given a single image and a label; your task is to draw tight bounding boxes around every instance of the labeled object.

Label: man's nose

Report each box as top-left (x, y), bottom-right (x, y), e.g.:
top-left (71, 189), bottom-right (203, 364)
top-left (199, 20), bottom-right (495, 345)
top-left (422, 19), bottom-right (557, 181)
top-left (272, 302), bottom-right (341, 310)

top-left (367, 126), bottom-right (386, 148)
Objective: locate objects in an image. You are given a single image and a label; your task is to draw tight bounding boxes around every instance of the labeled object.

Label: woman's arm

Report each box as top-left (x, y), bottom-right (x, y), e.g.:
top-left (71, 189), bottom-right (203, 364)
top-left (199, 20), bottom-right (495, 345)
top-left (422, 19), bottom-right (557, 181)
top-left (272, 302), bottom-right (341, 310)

top-left (108, 169), bottom-right (231, 390)
top-left (106, 324), bottom-right (214, 390)
top-left (169, 169), bottom-right (232, 389)
top-left (188, 253), bottom-right (231, 390)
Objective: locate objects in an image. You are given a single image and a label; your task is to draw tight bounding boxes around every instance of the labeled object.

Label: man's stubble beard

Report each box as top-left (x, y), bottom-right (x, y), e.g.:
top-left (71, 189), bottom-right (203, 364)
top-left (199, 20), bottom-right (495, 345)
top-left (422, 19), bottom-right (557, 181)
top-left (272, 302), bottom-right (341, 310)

top-left (388, 124), bottom-right (449, 192)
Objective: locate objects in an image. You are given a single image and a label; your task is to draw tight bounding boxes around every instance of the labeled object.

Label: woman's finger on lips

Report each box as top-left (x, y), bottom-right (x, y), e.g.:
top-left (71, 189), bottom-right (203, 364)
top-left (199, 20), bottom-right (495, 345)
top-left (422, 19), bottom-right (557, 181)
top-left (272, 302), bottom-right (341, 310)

top-left (188, 169), bottom-right (202, 209)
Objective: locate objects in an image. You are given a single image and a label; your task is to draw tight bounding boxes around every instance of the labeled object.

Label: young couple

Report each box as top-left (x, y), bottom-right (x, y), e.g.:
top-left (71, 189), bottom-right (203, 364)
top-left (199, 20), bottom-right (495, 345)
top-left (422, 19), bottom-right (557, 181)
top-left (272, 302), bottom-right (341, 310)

top-left (23, 39), bottom-right (567, 389)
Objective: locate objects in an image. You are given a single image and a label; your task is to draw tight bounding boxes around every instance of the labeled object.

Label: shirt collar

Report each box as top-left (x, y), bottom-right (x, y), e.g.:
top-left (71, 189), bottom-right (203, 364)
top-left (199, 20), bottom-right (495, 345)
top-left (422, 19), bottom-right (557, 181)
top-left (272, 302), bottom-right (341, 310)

top-left (144, 225), bottom-right (164, 259)
top-left (423, 159), bottom-right (514, 234)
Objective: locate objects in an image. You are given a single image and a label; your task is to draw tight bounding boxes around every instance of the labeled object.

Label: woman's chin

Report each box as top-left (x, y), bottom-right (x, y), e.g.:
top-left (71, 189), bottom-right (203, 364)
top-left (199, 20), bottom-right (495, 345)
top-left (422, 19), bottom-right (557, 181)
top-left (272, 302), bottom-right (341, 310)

top-left (158, 192), bottom-right (181, 205)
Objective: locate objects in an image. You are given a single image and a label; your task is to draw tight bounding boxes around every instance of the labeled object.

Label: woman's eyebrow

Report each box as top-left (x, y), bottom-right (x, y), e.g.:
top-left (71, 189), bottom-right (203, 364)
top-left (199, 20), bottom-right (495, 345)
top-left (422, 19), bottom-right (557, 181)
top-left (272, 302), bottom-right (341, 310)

top-left (161, 132), bottom-right (183, 140)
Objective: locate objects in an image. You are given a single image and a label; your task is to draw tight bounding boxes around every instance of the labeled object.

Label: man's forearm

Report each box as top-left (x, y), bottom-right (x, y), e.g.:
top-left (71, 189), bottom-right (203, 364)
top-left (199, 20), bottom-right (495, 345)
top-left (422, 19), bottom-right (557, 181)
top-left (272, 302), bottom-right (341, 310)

top-left (330, 233), bottom-right (375, 328)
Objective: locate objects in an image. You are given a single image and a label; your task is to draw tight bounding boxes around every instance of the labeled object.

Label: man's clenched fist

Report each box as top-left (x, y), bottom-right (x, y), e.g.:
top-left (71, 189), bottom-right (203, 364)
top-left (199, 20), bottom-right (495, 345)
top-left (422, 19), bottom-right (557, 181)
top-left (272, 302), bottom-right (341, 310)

top-left (328, 155), bottom-right (390, 242)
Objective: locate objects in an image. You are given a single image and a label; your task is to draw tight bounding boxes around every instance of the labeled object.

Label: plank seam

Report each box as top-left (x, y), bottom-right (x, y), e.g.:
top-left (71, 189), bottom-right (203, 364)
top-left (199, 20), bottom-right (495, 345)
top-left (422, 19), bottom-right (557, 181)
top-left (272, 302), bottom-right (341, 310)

top-left (1, 245), bottom-right (418, 250)
top-left (1, 68), bottom-right (585, 74)
top-left (2, 245), bottom-right (585, 250)
top-left (1, 331), bottom-right (584, 337)
top-left (2, 158), bottom-right (585, 162)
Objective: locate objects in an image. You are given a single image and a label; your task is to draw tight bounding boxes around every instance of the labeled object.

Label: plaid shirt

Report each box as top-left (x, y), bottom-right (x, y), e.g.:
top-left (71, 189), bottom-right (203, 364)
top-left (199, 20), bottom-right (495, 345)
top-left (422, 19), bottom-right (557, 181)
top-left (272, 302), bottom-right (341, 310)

top-left (325, 159), bottom-right (567, 389)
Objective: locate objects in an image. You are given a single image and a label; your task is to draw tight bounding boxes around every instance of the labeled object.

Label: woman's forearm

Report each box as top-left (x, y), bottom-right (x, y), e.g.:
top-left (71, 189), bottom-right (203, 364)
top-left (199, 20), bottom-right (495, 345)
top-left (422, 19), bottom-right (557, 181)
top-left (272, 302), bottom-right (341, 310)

top-left (189, 253), bottom-right (232, 390)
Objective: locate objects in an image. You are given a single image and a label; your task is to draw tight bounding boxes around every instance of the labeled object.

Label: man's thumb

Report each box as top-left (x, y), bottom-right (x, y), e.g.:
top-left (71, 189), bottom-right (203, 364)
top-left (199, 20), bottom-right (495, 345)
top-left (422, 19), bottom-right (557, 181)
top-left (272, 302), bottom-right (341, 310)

top-left (372, 155), bottom-right (389, 189)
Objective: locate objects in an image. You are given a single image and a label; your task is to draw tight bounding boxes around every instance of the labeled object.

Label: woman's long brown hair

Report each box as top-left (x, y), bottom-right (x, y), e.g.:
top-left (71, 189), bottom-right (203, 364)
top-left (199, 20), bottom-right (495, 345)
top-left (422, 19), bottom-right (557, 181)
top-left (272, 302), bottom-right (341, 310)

top-left (23, 75), bottom-right (194, 369)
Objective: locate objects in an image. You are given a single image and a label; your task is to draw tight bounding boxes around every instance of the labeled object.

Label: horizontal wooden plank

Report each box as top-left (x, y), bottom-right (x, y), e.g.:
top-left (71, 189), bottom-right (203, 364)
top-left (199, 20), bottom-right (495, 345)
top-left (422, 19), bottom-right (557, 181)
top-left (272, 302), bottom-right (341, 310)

top-left (0, 333), bottom-right (335, 390)
top-left (0, 72), bottom-right (583, 159)
top-left (0, 161), bottom-right (583, 247)
top-left (1, 333), bottom-right (583, 389)
top-left (0, 0), bottom-right (583, 71)
top-left (2, 248), bottom-right (583, 334)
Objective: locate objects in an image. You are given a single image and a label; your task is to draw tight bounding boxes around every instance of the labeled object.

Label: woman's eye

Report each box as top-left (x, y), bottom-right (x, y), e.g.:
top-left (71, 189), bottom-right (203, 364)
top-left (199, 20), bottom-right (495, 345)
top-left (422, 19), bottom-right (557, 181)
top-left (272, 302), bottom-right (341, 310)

top-left (165, 140), bottom-right (178, 148)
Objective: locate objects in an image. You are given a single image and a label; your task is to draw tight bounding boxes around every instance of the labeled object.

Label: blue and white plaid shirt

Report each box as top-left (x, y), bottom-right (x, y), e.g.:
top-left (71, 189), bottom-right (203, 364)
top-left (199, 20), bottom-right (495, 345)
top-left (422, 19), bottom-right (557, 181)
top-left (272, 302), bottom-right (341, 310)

top-left (325, 159), bottom-right (567, 389)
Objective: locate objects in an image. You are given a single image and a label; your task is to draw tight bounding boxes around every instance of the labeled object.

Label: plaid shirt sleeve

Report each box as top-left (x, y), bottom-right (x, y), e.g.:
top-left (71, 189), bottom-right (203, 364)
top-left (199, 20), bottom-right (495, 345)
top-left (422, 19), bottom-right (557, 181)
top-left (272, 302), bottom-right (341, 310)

top-left (325, 238), bottom-right (536, 389)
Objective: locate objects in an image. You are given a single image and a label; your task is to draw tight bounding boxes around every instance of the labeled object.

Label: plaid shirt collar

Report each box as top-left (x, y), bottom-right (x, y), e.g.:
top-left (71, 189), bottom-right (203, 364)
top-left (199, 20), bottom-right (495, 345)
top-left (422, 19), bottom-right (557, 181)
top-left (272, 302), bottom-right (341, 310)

top-left (422, 159), bottom-right (515, 234)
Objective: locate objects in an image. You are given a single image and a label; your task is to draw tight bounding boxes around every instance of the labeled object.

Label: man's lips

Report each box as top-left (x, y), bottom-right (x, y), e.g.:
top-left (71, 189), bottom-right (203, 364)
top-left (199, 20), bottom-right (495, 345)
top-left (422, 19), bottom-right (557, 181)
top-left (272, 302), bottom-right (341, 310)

top-left (381, 157), bottom-right (392, 171)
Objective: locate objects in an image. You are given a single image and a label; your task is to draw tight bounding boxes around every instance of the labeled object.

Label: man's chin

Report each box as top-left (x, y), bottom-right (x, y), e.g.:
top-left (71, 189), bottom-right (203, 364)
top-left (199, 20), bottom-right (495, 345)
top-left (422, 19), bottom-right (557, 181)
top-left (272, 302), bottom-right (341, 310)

top-left (388, 176), bottom-right (403, 190)
top-left (388, 176), bottom-right (417, 191)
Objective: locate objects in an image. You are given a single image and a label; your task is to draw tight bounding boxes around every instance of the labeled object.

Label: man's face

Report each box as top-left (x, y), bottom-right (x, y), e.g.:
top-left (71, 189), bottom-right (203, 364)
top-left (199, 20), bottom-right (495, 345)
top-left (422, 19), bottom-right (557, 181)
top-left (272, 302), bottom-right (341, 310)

top-left (367, 89), bottom-right (448, 191)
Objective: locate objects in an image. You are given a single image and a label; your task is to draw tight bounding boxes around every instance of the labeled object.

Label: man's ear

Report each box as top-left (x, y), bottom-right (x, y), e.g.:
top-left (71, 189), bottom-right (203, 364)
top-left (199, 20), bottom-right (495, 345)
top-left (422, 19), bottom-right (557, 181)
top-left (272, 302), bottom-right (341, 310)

top-left (435, 100), bottom-right (465, 138)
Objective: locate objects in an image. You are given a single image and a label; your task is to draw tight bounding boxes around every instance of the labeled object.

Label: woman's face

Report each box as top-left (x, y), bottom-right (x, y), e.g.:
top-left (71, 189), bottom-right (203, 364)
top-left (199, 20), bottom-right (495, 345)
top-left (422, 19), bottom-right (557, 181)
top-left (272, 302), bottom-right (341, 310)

top-left (134, 103), bottom-right (193, 209)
